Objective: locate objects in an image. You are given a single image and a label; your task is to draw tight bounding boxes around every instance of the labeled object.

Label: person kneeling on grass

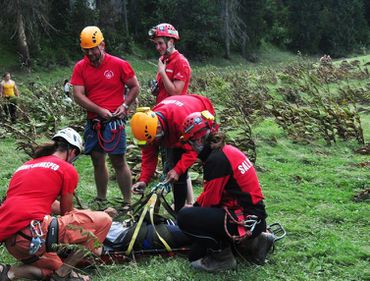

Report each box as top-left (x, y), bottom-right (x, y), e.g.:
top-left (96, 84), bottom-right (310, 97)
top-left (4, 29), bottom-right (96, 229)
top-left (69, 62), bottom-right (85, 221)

top-left (177, 112), bottom-right (275, 272)
top-left (0, 128), bottom-right (112, 281)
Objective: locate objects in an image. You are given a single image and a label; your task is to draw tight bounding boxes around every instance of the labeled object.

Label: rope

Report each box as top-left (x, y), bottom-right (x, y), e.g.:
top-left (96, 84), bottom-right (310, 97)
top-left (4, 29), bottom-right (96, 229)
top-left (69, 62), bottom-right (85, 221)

top-left (93, 119), bottom-right (125, 153)
top-left (223, 207), bottom-right (260, 242)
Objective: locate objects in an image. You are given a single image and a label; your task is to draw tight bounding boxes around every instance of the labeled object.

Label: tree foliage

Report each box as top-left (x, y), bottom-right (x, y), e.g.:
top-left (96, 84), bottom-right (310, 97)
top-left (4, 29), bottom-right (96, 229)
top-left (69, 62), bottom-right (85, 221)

top-left (0, 0), bottom-right (369, 67)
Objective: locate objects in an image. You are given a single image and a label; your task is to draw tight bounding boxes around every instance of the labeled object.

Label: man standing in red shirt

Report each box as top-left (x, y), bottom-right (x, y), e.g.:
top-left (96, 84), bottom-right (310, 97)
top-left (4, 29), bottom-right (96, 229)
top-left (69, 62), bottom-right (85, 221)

top-left (71, 26), bottom-right (140, 211)
top-left (148, 23), bottom-right (191, 104)
top-left (148, 23), bottom-right (194, 204)
top-left (130, 94), bottom-right (215, 212)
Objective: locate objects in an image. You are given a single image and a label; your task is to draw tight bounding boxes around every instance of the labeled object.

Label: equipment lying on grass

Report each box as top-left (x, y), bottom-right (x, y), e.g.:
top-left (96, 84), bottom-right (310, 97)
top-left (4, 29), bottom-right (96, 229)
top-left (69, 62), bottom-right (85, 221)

top-left (79, 181), bottom-right (286, 265)
top-left (75, 180), bottom-right (190, 266)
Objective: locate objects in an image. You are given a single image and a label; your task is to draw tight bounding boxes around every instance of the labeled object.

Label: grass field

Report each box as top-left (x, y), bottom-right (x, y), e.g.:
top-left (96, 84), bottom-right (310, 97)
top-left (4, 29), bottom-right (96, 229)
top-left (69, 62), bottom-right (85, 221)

top-left (0, 50), bottom-right (369, 280)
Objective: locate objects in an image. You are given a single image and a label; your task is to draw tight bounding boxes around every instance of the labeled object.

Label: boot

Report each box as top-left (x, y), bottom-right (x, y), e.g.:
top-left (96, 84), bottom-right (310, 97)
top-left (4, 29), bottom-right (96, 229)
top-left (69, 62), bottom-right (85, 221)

top-left (244, 232), bottom-right (276, 265)
top-left (191, 246), bottom-right (237, 272)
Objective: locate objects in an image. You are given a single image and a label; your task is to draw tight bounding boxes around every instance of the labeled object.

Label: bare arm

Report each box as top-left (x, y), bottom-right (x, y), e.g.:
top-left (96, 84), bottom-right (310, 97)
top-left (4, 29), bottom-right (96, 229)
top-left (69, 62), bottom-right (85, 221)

top-left (125, 76), bottom-right (140, 106)
top-left (73, 85), bottom-right (112, 119)
top-left (14, 83), bottom-right (19, 97)
top-left (158, 59), bottom-right (185, 95)
top-left (113, 75), bottom-right (140, 119)
top-left (60, 192), bottom-right (74, 215)
top-left (51, 200), bottom-right (61, 215)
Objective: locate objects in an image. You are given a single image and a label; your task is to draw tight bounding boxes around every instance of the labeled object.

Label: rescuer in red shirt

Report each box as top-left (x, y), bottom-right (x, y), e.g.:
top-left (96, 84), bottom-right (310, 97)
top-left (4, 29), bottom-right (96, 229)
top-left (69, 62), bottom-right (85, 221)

top-left (0, 128), bottom-right (112, 281)
top-left (148, 23), bottom-right (191, 104)
top-left (130, 94), bottom-right (215, 212)
top-left (71, 26), bottom-right (140, 212)
top-left (177, 112), bottom-right (276, 272)
top-left (148, 23), bottom-right (195, 205)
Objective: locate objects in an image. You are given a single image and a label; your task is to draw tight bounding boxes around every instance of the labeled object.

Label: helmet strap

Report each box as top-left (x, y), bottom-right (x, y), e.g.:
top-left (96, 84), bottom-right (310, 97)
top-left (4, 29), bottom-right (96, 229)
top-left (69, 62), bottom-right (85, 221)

top-left (65, 143), bottom-right (80, 164)
top-left (65, 143), bottom-right (71, 162)
top-left (163, 38), bottom-right (174, 57)
top-left (155, 121), bottom-right (164, 141)
top-left (70, 154), bottom-right (80, 165)
top-left (89, 44), bottom-right (105, 67)
top-left (97, 47), bottom-right (105, 64)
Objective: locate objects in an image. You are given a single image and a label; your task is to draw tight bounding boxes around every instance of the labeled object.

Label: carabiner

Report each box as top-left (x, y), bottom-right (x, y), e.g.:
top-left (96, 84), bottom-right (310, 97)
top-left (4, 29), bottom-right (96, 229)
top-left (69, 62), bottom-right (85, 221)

top-left (30, 220), bottom-right (43, 237)
top-left (243, 215), bottom-right (260, 233)
top-left (151, 179), bottom-right (171, 194)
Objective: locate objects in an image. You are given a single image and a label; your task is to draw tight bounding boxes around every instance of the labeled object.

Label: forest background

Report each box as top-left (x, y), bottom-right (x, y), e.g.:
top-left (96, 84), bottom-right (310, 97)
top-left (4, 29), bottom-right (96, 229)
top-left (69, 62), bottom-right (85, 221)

top-left (1, 0), bottom-right (370, 70)
top-left (0, 1), bottom-right (369, 281)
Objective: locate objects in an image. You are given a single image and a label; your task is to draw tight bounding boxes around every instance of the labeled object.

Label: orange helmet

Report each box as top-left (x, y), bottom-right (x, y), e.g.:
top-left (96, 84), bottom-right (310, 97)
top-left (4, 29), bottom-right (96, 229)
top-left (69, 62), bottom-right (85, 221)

top-left (80, 26), bottom-right (104, 49)
top-left (181, 111), bottom-right (217, 141)
top-left (148, 23), bottom-right (180, 40)
top-left (130, 107), bottom-right (159, 145)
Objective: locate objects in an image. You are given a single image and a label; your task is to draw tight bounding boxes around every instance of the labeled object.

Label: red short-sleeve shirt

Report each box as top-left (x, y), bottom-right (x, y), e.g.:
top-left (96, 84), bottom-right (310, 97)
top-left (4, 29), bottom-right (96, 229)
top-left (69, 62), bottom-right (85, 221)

top-left (156, 50), bottom-right (191, 104)
top-left (71, 53), bottom-right (135, 119)
top-left (0, 155), bottom-right (78, 241)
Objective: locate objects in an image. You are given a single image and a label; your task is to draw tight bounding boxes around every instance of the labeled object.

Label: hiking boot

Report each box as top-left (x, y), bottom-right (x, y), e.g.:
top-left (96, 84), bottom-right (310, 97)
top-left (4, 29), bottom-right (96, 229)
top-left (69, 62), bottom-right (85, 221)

top-left (247, 232), bottom-right (276, 265)
top-left (191, 247), bottom-right (237, 272)
top-left (237, 232), bottom-right (276, 265)
top-left (89, 197), bottom-right (109, 211)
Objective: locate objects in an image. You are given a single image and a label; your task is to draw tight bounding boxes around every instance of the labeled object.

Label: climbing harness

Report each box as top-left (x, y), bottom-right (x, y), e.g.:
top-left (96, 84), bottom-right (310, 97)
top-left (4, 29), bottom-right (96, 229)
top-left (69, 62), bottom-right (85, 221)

top-left (92, 117), bottom-right (126, 153)
top-left (15, 217), bottom-right (59, 263)
top-left (124, 180), bottom-right (175, 256)
top-left (29, 220), bottom-right (45, 255)
top-left (223, 207), bottom-right (261, 242)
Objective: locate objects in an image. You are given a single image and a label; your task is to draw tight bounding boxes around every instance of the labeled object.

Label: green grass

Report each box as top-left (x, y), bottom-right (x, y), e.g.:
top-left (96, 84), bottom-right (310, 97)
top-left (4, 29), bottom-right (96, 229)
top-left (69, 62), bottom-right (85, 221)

top-left (1, 122), bottom-right (369, 280)
top-left (1, 51), bottom-right (369, 281)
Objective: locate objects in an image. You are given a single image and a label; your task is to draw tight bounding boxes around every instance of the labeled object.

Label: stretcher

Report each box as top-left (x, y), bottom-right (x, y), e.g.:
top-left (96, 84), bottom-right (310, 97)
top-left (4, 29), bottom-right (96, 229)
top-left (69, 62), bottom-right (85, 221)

top-left (80, 181), bottom-right (286, 265)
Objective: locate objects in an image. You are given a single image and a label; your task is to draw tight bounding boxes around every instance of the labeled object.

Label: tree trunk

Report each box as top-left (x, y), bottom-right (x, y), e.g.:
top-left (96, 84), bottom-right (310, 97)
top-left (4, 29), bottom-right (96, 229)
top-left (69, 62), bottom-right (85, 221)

top-left (224, 0), bottom-right (231, 59)
top-left (241, 34), bottom-right (246, 58)
top-left (16, 0), bottom-right (31, 67)
top-left (122, 0), bottom-right (129, 37)
top-left (241, 32), bottom-right (250, 59)
top-left (96, 0), bottom-right (101, 10)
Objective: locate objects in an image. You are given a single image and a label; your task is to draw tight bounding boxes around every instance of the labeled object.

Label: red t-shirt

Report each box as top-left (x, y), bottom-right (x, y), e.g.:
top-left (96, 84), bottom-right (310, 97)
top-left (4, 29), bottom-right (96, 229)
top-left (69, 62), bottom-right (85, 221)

top-left (197, 145), bottom-right (264, 209)
top-left (156, 50), bottom-right (191, 104)
top-left (71, 53), bottom-right (135, 119)
top-left (0, 155), bottom-right (78, 241)
top-left (139, 94), bottom-right (215, 184)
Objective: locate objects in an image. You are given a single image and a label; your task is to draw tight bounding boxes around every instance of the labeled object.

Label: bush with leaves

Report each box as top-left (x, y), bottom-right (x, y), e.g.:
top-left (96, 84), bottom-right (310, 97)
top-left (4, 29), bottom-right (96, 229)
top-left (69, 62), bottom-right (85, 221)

top-left (190, 56), bottom-right (367, 161)
top-left (0, 80), bottom-right (85, 157)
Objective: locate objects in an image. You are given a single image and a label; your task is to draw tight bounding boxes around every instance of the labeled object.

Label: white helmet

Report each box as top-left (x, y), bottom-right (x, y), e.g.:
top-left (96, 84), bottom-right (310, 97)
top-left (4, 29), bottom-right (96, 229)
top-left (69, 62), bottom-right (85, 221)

top-left (52, 127), bottom-right (83, 154)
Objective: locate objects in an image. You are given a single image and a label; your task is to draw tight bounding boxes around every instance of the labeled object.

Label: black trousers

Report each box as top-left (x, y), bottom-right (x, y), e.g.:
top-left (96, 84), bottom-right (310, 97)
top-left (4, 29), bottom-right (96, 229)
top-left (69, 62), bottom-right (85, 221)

top-left (162, 147), bottom-right (189, 213)
top-left (177, 207), bottom-right (266, 261)
top-left (3, 99), bottom-right (17, 122)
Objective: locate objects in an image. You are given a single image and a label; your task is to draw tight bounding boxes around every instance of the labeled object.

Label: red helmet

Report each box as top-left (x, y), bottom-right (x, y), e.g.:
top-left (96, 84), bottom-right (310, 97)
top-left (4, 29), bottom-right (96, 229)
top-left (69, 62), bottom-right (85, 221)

top-left (181, 111), bottom-right (217, 142)
top-left (148, 23), bottom-right (180, 40)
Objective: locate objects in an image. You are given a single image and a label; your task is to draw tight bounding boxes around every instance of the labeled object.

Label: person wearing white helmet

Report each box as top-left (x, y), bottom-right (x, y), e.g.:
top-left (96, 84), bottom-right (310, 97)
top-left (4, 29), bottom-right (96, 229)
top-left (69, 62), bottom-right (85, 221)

top-left (0, 128), bottom-right (112, 281)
